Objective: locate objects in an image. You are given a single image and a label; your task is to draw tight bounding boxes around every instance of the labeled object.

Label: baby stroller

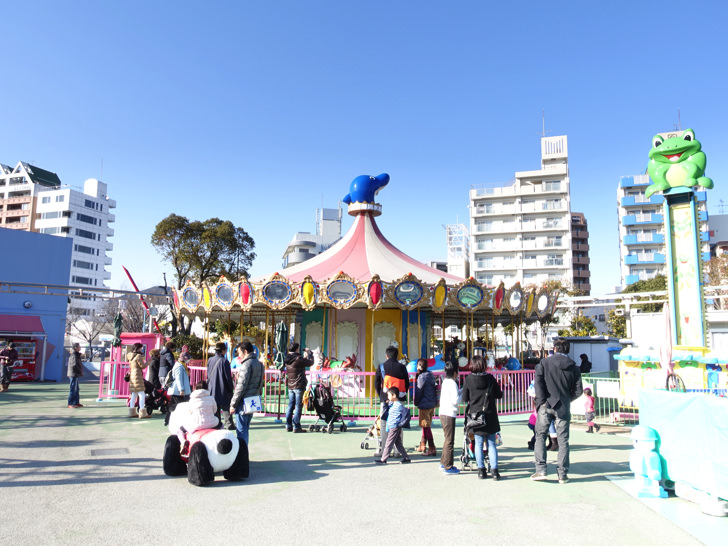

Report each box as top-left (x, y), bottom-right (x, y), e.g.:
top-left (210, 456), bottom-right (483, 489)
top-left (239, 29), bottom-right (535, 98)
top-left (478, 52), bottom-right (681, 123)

top-left (308, 381), bottom-right (347, 434)
top-left (360, 415), bottom-right (382, 451)
top-left (460, 415), bottom-right (490, 472)
top-left (127, 380), bottom-right (169, 416)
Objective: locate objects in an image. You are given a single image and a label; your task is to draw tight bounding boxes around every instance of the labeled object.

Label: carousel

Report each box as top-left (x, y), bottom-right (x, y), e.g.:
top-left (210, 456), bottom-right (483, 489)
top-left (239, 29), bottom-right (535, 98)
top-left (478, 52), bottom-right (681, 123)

top-left (172, 173), bottom-right (561, 371)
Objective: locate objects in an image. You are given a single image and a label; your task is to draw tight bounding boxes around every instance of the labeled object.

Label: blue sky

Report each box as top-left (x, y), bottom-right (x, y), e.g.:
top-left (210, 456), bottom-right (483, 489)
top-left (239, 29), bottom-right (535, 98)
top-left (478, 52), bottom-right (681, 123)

top-left (2, 1), bottom-right (728, 294)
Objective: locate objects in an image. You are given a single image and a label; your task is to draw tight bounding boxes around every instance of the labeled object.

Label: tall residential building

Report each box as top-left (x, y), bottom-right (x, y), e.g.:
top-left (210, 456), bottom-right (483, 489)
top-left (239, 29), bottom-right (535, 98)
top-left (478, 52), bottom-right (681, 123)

top-left (445, 223), bottom-right (470, 278)
top-left (0, 162), bottom-right (116, 316)
top-left (469, 135), bottom-right (574, 288)
top-left (571, 212), bottom-right (591, 294)
top-left (617, 173), bottom-right (708, 287)
top-left (282, 205), bottom-right (343, 269)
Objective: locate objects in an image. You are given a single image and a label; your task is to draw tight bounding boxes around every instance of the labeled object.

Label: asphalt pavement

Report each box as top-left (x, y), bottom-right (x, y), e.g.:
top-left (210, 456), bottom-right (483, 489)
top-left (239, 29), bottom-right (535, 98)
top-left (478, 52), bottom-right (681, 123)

top-left (0, 379), bottom-right (724, 545)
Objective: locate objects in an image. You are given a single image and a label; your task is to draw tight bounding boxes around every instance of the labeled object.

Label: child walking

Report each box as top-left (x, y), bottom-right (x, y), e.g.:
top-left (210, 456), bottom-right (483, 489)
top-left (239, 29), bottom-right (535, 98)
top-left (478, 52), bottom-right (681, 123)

top-left (375, 387), bottom-right (411, 465)
top-left (584, 387), bottom-right (600, 433)
top-left (439, 361), bottom-right (461, 475)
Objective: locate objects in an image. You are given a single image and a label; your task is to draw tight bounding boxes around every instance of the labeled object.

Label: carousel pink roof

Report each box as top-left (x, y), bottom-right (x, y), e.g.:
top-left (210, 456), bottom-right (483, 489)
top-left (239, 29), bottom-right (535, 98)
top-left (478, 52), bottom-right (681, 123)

top-left (272, 210), bottom-right (464, 285)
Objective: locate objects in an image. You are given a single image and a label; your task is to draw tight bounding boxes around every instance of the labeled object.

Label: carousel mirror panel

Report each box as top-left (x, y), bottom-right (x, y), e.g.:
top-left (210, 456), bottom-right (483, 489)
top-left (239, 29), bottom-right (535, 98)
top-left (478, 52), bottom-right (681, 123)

top-left (327, 279), bottom-right (357, 306)
top-left (394, 281), bottom-right (423, 307)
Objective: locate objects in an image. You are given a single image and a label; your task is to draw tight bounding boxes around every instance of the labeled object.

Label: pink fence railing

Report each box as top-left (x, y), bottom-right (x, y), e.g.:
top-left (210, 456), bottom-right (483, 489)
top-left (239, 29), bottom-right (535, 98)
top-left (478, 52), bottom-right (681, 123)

top-left (97, 362), bottom-right (534, 420)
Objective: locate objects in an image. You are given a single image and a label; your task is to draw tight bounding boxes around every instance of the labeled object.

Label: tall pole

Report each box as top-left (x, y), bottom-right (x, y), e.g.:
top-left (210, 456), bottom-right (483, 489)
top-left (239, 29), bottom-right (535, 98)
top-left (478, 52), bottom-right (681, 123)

top-left (122, 266), bottom-right (163, 335)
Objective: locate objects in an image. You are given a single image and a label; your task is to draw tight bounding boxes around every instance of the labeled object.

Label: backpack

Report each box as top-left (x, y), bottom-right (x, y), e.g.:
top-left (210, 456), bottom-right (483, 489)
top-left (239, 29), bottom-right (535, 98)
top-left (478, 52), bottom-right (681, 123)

top-left (163, 369), bottom-right (175, 390)
top-left (399, 405), bottom-right (412, 429)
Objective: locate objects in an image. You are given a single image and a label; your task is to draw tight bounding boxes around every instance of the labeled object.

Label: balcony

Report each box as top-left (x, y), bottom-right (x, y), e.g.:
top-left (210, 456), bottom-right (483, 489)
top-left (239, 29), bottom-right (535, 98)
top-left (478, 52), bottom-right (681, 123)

top-left (625, 252), bottom-right (666, 265)
top-left (619, 175), bottom-right (650, 188)
top-left (620, 194), bottom-right (664, 207)
top-left (622, 233), bottom-right (664, 245)
top-left (573, 256), bottom-right (590, 265)
top-left (572, 242), bottom-right (589, 251)
top-left (573, 269), bottom-right (590, 278)
top-left (622, 213), bottom-right (663, 226)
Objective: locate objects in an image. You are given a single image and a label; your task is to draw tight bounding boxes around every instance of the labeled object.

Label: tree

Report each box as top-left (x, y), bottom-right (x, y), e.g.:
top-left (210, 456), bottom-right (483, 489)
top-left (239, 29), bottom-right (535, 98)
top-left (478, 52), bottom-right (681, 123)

top-left (704, 255), bottom-right (728, 309)
top-left (621, 274), bottom-right (666, 313)
top-left (606, 308), bottom-right (626, 339)
top-left (557, 314), bottom-right (597, 337)
top-left (66, 301), bottom-right (116, 359)
top-left (151, 215), bottom-right (256, 335)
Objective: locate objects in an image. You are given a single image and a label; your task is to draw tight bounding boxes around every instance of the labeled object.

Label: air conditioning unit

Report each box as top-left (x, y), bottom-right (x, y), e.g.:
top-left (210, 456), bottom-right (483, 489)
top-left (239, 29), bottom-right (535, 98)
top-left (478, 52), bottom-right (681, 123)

top-left (615, 308), bottom-right (625, 316)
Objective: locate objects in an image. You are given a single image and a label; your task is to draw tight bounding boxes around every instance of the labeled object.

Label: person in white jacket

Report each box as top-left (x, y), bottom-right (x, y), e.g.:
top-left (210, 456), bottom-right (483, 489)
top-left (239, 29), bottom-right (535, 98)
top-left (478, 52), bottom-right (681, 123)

top-left (439, 361), bottom-right (461, 475)
top-left (169, 381), bottom-right (220, 452)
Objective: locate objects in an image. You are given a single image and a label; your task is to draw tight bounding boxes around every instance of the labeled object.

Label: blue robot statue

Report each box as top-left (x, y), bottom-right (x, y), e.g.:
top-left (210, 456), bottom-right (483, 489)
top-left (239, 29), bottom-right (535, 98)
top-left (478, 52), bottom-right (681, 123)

top-left (629, 425), bottom-right (668, 498)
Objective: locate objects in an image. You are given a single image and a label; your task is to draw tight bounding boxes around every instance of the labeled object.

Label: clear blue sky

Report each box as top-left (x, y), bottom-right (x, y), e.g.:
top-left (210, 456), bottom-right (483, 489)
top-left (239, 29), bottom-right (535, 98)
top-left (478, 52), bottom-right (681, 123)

top-left (3, 1), bottom-right (727, 294)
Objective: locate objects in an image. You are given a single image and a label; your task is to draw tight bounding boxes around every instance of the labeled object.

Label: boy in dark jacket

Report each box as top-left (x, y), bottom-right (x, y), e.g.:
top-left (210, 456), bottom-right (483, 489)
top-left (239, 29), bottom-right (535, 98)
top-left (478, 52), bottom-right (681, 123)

top-left (284, 343), bottom-right (312, 433)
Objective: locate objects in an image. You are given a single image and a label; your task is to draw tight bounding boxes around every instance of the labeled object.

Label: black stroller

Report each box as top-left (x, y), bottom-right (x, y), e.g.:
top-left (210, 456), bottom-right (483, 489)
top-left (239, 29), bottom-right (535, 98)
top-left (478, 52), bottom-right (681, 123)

top-left (127, 379), bottom-right (169, 416)
top-left (307, 381), bottom-right (347, 434)
top-left (460, 415), bottom-right (490, 472)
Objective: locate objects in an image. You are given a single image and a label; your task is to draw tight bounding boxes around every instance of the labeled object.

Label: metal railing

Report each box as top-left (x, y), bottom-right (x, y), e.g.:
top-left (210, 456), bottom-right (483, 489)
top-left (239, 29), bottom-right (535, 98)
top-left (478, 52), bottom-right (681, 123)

top-left (97, 361), bottom-right (535, 420)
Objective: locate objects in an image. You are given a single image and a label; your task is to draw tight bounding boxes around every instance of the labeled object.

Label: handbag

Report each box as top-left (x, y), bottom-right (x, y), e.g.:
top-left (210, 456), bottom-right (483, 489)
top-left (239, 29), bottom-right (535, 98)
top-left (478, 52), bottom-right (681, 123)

top-left (124, 372), bottom-right (130, 382)
top-left (465, 386), bottom-right (489, 431)
top-left (242, 395), bottom-right (263, 414)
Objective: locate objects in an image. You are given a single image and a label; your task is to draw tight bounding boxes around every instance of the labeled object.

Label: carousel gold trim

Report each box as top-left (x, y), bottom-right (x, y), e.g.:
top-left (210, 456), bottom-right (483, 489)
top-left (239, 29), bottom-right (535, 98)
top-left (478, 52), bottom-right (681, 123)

top-left (319, 271), bottom-right (364, 309)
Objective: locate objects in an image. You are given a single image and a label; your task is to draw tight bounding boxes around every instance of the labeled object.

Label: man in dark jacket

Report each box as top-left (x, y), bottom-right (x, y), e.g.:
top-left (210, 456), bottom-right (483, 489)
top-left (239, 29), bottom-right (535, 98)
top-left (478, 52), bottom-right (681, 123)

top-left (374, 345), bottom-right (410, 404)
top-left (159, 341), bottom-right (176, 385)
top-left (284, 342), bottom-right (312, 433)
top-left (67, 343), bottom-right (84, 408)
top-left (0, 342), bottom-right (18, 392)
top-left (531, 338), bottom-right (583, 484)
top-left (208, 342), bottom-right (234, 429)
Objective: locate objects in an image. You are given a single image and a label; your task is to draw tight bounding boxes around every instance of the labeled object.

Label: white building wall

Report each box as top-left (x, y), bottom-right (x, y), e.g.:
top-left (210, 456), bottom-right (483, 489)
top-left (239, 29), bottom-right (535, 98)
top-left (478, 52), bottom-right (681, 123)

top-left (469, 135), bottom-right (573, 288)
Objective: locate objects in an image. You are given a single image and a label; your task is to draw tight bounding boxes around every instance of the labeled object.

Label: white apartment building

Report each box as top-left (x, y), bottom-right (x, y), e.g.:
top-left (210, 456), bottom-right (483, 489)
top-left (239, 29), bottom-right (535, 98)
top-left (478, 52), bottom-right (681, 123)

top-left (469, 135), bottom-right (573, 288)
top-left (617, 172), bottom-right (708, 287)
top-left (282, 205), bottom-right (342, 269)
top-left (0, 162), bottom-right (115, 316)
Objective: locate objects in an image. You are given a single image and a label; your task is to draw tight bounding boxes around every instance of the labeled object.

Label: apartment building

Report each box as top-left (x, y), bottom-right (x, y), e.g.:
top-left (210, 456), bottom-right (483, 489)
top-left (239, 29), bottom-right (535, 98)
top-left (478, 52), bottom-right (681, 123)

top-left (0, 162), bottom-right (116, 316)
top-left (469, 135), bottom-right (574, 289)
top-left (282, 205), bottom-right (342, 269)
top-left (617, 173), bottom-right (708, 287)
top-left (571, 212), bottom-right (591, 294)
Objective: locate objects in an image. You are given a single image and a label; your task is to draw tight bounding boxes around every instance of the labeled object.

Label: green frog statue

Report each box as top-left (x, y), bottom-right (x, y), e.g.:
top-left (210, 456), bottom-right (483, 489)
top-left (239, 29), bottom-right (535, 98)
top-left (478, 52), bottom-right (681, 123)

top-left (645, 128), bottom-right (713, 198)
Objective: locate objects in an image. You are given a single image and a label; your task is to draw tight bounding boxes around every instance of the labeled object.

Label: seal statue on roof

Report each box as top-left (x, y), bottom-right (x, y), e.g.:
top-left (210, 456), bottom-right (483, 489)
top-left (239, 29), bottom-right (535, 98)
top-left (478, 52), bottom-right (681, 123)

top-left (343, 173), bottom-right (390, 205)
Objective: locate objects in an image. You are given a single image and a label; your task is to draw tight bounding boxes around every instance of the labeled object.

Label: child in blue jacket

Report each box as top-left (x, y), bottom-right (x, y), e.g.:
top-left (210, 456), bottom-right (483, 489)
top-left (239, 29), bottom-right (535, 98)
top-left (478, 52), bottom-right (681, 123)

top-left (375, 387), bottom-right (411, 465)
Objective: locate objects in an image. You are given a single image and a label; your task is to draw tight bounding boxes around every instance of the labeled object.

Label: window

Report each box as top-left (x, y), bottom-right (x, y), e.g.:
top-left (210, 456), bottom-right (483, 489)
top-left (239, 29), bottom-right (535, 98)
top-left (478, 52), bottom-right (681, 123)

top-left (545, 236), bottom-right (562, 248)
top-left (41, 196), bottom-right (51, 204)
top-left (75, 228), bottom-right (96, 240)
top-left (74, 244), bottom-right (95, 255)
top-left (40, 227), bottom-right (59, 234)
top-left (543, 180), bottom-right (561, 191)
top-left (72, 276), bottom-right (94, 285)
top-left (55, 195), bottom-right (65, 202)
top-left (542, 198), bottom-right (562, 211)
top-left (73, 259), bottom-right (94, 270)
top-left (77, 213), bottom-right (97, 225)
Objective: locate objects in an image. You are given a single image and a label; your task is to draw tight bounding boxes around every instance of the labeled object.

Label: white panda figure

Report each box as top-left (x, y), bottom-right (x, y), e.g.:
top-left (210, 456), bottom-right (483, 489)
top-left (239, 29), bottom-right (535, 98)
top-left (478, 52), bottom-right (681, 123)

top-left (163, 405), bottom-right (249, 486)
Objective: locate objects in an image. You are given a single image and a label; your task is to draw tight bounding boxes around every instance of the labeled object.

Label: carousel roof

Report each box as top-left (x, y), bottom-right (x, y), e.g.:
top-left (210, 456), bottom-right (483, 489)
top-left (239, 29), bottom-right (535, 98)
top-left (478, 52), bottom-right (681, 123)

top-left (267, 211), bottom-right (464, 285)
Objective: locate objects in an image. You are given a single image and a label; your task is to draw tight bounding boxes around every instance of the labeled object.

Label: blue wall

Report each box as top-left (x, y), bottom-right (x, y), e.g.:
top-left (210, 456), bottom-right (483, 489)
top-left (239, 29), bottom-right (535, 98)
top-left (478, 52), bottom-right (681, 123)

top-left (0, 229), bottom-right (72, 381)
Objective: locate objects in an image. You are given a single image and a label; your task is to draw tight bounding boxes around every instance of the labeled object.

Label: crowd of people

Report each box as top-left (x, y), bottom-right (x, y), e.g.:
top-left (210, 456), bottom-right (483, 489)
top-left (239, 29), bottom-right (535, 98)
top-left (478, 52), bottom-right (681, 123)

top-left (64, 336), bottom-right (588, 482)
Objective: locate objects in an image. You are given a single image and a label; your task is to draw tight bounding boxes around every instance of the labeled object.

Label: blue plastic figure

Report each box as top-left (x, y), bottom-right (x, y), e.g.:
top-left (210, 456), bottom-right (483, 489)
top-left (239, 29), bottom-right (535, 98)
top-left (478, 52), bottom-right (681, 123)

top-left (343, 173), bottom-right (389, 204)
top-left (629, 425), bottom-right (668, 498)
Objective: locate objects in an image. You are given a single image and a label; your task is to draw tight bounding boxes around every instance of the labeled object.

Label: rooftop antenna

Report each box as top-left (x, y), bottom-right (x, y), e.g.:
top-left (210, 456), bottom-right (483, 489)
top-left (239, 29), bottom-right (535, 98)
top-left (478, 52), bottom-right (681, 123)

top-left (100, 157), bottom-right (104, 181)
top-left (678, 108), bottom-right (682, 131)
top-left (719, 199), bottom-right (727, 214)
top-left (539, 109), bottom-right (552, 138)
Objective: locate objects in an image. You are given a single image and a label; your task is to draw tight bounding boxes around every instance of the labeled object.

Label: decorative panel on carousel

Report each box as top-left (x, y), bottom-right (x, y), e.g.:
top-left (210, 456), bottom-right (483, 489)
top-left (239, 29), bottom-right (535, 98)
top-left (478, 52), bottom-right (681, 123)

top-left (260, 273), bottom-right (295, 309)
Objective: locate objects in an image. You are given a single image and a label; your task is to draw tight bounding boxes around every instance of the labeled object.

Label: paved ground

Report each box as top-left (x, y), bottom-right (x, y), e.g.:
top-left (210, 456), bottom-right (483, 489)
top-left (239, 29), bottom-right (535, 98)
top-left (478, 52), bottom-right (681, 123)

top-left (0, 379), bottom-right (724, 545)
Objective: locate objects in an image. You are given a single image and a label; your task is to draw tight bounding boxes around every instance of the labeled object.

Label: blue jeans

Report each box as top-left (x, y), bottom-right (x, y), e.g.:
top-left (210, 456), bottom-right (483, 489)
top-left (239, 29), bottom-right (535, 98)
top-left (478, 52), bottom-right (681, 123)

top-left (474, 433), bottom-right (498, 470)
top-left (286, 388), bottom-right (303, 430)
top-left (234, 411), bottom-right (253, 447)
top-left (68, 376), bottom-right (80, 406)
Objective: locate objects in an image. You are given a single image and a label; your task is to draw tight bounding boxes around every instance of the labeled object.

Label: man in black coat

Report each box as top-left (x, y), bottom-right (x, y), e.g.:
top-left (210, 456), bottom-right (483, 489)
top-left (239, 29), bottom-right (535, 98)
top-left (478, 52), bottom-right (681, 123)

top-left (531, 338), bottom-right (583, 484)
top-left (284, 342), bottom-right (312, 433)
top-left (207, 342), bottom-right (234, 429)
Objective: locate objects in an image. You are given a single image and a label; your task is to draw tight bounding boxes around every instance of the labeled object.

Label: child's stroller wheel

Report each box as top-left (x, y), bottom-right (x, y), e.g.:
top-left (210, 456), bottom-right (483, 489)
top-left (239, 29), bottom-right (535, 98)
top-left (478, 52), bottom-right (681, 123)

top-left (361, 441), bottom-right (367, 449)
top-left (308, 425), bottom-right (315, 432)
top-left (340, 424), bottom-right (347, 432)
top-left (327, 423), bottom-right (334, 434)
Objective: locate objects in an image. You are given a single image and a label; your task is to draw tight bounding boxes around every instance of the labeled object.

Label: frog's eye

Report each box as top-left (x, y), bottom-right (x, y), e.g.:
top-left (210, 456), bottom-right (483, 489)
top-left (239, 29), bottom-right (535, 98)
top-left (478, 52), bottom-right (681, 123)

top-left (682, 129), bottom-right (695, 142)
top-left (652, 136), bottom-right (664, 148)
